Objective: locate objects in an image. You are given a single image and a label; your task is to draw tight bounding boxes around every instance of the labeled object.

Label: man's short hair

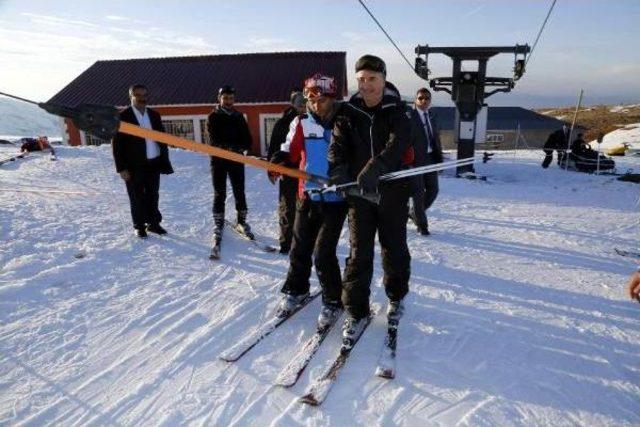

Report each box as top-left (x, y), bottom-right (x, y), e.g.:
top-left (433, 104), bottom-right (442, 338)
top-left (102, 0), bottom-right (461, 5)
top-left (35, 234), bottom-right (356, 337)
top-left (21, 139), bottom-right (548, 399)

top-left (416, 87), bottom-right (431, 96)
top-left (355, 55), bottom-right (387, 76)
top-left (128, 84), bottom-right (148, 96)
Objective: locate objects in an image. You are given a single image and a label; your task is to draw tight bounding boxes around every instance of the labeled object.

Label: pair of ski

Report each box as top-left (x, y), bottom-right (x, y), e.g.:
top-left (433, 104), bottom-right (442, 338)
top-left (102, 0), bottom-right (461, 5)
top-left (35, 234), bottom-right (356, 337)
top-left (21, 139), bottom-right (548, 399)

top-left (210, 219), bottom-right (277, 259)
top-left (218, 292), bottom-right (399, 406)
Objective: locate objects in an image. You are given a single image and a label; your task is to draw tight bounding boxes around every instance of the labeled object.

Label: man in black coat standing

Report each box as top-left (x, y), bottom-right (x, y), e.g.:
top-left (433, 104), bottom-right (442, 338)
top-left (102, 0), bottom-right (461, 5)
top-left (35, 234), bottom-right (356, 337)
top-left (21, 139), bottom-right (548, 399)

top-left (267, 90), bottom-right (306, 254)
top-left (112, 84), bottom-right (174, 239)
top-left (207, 85), bottom-right (253, 245)
top-left (329, 55), bottom-right (413, 346)
top-left (409, 87), bottom-right (443, 235)
top-left (542, 125), bottom-right (570, 168)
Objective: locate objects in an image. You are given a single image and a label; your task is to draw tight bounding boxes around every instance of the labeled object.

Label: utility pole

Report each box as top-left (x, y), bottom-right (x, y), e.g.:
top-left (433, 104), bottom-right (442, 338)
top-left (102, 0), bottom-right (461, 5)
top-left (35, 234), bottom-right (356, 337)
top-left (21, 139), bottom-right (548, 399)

top-left (415, 45), bottom-right (530, 176)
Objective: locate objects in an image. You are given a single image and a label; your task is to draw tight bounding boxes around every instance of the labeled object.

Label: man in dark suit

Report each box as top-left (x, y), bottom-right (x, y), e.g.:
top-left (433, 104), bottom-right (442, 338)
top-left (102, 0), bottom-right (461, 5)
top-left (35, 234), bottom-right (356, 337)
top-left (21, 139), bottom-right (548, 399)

top-left (112, 84), bottom-right (174, 238)
top-left (409, 87), bottom-right (443, 235)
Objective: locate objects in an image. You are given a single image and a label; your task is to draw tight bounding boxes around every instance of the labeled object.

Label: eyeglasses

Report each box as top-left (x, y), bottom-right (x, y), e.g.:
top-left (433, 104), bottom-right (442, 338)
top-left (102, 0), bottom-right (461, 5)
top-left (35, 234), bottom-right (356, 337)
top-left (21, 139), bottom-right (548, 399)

top-left (417, 96), bottom-right (431, 101)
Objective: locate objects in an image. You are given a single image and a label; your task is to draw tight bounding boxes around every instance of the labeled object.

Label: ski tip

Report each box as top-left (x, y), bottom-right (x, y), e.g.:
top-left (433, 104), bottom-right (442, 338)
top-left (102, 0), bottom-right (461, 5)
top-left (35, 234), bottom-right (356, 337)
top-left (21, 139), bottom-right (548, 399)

top-left (299, 394), bottom-right (321, 406)
top-left (218, 354), bottom-right (237, 363)
top-left (274, 379), bottom-right (295, 388)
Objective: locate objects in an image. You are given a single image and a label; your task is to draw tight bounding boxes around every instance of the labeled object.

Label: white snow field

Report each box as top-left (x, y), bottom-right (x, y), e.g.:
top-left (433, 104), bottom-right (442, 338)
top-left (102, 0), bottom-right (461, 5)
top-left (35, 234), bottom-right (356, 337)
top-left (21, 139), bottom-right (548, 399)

top-left (1, 146), bottom-right (639, 426)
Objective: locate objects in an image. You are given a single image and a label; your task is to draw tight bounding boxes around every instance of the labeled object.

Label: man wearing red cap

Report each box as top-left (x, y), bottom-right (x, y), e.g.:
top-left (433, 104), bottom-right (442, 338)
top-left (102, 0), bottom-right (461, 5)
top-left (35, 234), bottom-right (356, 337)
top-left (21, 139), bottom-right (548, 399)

top-left (272, 73), bottom-right (347, 329)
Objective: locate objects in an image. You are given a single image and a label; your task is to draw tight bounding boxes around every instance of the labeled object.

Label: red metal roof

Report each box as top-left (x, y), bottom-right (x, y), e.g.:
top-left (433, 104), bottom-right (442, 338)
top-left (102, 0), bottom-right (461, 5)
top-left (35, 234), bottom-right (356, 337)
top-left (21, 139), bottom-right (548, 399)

top-left (48, 51), bottom-right (347, 106)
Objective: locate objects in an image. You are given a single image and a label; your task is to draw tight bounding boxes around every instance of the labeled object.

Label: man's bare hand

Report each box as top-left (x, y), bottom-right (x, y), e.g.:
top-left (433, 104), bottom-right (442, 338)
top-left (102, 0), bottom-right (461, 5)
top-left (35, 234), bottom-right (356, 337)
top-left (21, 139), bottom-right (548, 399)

top-left (119, 170), bottom-right (131, 181)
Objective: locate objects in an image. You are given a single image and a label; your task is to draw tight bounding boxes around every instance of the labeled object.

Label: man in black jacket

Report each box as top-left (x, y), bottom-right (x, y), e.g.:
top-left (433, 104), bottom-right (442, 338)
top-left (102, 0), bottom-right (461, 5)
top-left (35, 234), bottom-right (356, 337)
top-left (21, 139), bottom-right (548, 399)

top-left (329, 55), bottom-right (412, 346)
top-left (409, 87), bottom-right (443, 235)
top-left (542, 125), bottom-right (570, 168)
top-left (206, 85), bottom-right (253, 244)
top-left (112, 84), bottom-right (174, 238)
top-left (267, 90), bottom-right (306, 254)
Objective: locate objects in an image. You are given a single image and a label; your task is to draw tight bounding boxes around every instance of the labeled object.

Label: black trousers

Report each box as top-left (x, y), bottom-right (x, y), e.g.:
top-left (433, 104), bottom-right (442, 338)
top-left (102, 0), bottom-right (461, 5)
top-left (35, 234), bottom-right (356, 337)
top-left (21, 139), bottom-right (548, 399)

top-left (125, 162), bottom-right (162, 229)
top-left (281, 198), bottom-right (348, 305)
top-left (211, 158), bottom-right (247, 217)
top-left (278, 176), bottom-right (298, 250)
top-left (342, 182), bottom-right (411, 319)
top-left (409, 156), bottom-right (440, 230)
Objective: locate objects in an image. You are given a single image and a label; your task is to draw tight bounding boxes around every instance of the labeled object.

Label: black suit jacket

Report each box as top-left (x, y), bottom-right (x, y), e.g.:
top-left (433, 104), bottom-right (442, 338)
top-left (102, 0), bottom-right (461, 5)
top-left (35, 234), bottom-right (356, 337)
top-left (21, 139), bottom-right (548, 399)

top-left (112, 106), bottom-right (174, 174)
top-left (410, 108), bottom-right (443, 166)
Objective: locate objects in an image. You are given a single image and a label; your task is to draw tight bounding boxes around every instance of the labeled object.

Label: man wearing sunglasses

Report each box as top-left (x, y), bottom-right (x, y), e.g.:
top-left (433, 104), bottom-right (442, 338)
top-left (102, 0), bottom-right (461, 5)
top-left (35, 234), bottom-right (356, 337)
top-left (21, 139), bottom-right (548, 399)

top-left (409, 87), bottom-right (443, 235)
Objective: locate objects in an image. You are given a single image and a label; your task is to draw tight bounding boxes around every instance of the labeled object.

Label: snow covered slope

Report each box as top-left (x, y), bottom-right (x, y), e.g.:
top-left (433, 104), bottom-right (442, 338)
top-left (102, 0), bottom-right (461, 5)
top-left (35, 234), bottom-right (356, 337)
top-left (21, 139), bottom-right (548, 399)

top-left (0, 97), bottom-right (62, 138)
top-left (1, 146), bottom-right (639, 426)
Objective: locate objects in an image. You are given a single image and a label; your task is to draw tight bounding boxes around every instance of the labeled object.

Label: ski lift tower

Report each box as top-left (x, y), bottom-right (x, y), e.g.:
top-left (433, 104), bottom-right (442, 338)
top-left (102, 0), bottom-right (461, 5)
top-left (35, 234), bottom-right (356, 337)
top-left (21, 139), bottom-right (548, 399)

top-left (415, 45), bottom-right (530, 175)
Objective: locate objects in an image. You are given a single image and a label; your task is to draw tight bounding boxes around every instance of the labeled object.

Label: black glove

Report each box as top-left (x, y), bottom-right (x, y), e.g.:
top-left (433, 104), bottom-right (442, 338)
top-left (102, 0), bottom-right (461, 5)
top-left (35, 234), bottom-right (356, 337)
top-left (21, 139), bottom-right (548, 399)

top-left (271, 150), bottom-right (290, 165)
top-left (328, 165), bottom-right (349, 186)
top-left (357, 159), bottom-right (385, 193)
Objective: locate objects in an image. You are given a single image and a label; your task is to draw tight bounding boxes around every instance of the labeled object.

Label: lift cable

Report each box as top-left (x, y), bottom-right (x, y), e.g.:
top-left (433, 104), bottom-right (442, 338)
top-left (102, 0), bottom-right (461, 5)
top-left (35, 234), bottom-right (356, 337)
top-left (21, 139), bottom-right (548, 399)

top-left (355, 0), bottom-right (415, 73)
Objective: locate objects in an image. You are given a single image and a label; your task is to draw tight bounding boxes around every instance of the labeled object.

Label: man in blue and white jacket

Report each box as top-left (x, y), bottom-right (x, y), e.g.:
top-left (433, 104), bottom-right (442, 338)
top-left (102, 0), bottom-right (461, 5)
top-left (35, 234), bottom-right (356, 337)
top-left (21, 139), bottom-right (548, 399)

top-left (273, 73), bottom-right (347, 327)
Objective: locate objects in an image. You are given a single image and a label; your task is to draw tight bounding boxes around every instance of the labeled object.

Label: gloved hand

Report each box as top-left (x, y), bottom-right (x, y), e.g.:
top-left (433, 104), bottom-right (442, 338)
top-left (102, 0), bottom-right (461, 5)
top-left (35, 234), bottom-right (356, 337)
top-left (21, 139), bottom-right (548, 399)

top-left (271, 150), bottom-right (290, 165)
top-left (357, 159), bottom-right (385, 193)
top-left (267, 171), bottom-right (280, 185)
top-left (328, 165), bottom-right (349, 186)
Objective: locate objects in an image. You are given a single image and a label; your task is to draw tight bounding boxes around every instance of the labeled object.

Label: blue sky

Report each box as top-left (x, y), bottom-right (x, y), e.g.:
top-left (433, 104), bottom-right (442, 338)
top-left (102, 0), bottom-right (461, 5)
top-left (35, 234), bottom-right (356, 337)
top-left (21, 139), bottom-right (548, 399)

top-left (0, 0), bottom-right (638, 108)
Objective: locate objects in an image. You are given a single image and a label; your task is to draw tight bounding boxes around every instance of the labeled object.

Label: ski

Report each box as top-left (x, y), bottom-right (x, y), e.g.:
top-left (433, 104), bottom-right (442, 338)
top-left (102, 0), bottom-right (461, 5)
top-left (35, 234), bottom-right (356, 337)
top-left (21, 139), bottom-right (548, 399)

top-left (0, 152), bottom-right (27, 166)
top-left (224, 219), bottom-right (277, 253)
top-left (615, 248), bottom-right (640, 259)
top-left (274, 309), bottom-right (343, 387)
top-left (299, 311), bottom-right (374, 406)
top-left (219, 290), bottom-right (321, 362)
top-left (375, 315), bottom-right (399, 379)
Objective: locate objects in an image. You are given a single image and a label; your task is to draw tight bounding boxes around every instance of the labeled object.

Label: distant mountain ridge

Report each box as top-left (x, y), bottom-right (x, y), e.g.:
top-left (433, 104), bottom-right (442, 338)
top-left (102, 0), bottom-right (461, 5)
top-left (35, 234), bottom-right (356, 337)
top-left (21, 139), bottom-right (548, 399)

top-left (0, 97), bottom-right (62, 137)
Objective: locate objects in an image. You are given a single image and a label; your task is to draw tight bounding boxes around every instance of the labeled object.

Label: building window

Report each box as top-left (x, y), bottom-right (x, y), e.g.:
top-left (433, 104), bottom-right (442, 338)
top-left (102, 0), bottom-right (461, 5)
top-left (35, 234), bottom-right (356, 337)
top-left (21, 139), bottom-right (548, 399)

top-left (486, 133), bottom-right (504, 143)
top-left (163, 119), bottom-right (195, 141)
top-left (84, 132), bottom-right (110, 146)
top-left (200, 119), bottom-right (208, 144)
top-left (260, 114), bottom-right (282, 157)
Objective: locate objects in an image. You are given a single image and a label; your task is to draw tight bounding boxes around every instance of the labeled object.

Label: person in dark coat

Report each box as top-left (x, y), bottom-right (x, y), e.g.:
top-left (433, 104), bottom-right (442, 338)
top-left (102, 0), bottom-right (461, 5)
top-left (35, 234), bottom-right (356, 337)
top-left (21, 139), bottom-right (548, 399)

top-left (408, 87), bottom-right (443, 235)
top-left (206, 85), bottom-right (253, 244)
top-left (112, 84), bottom-right (174, 238)
top-left (542, 125), bottom-right (571, 168)
top-left (267, 90), bottom-right (306, 254)
top-left (328, 55), bottom-right (413, 345)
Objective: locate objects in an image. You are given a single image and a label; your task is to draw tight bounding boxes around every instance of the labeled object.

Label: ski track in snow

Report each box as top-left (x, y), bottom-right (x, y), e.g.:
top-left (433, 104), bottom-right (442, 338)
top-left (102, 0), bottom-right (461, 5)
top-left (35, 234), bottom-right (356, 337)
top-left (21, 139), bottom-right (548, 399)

top-left (1, 146), bottom-right (639, 426)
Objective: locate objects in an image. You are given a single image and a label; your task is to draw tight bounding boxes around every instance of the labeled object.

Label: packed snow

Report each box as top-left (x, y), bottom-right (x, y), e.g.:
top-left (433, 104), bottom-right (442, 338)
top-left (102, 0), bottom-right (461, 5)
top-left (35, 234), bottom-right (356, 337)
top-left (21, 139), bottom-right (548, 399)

top-left (1, 145), bottom-right (639, 426)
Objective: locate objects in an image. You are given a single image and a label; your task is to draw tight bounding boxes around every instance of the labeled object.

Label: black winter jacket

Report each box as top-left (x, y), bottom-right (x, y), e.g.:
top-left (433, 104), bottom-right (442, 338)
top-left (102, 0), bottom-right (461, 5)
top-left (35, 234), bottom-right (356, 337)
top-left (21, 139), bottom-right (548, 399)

top-left (206, 106), bottom-right (252, 155)
top-left (267, 107), bottom-right (298, 163)
top-left (328, 82), bottom-right (412, 183)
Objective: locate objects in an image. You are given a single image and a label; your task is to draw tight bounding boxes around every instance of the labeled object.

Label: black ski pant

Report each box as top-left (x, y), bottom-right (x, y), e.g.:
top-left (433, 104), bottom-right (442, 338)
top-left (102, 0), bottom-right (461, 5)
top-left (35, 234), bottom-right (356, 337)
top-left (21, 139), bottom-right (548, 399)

top-left (280, 198), bottom-right (348, 305)
top-left (409, 156), bottom-right (439, 231)
top-left (278, 176), bottom-right (298, 251)
top-left (125, 160), bottom-right (162, 229)
top-left (542, 149), bottom-right (554, 168)
top-left (211, 157), bottom-right (247, 219)
top-left (342, 181), bottom-right (411, 319)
